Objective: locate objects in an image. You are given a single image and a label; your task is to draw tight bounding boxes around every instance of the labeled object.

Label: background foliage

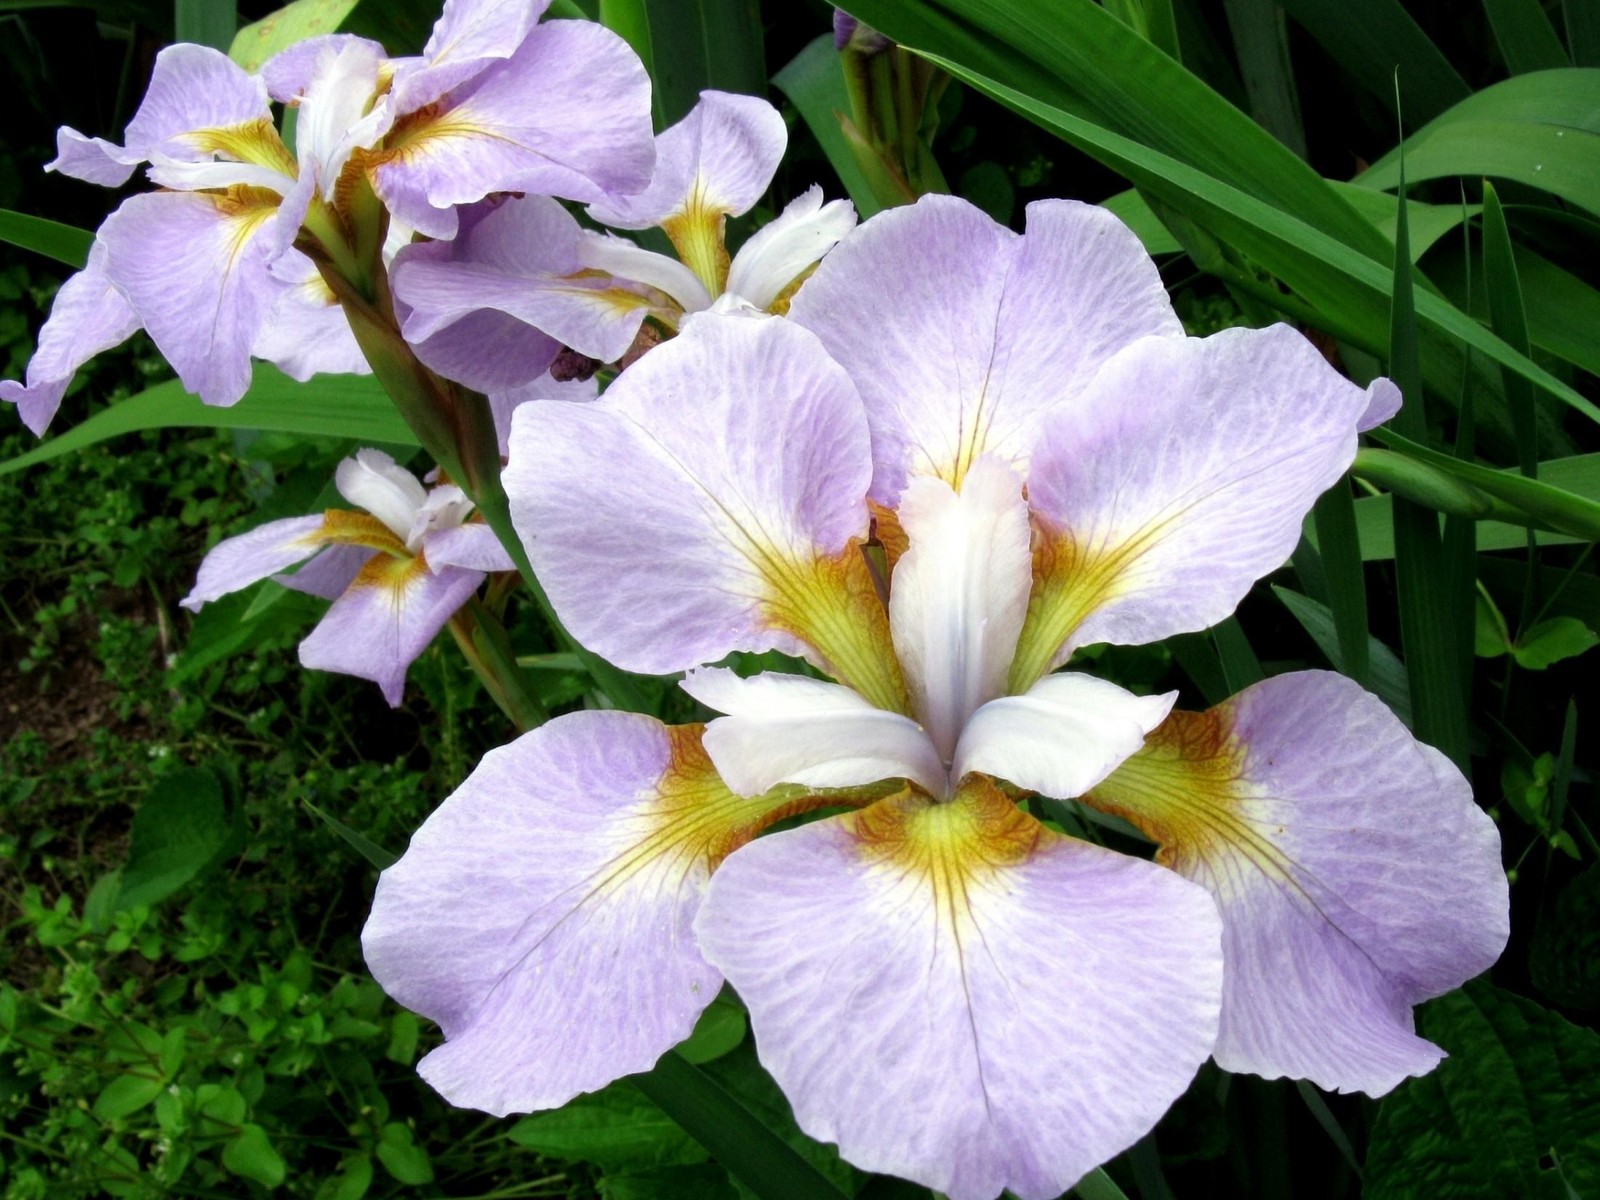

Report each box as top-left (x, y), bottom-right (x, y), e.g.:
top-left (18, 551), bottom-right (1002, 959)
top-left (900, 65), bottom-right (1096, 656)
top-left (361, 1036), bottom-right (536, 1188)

top-left (1, 0), bottom-right (1597, 1197)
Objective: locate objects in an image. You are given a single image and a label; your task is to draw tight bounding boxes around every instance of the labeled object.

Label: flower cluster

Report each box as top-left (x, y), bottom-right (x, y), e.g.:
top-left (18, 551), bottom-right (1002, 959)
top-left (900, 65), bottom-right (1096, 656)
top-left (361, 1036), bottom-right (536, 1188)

top-left (363, 197), bottom-right (1508, 1199)
top-left (1, 5), bottom-right (1511, 1196)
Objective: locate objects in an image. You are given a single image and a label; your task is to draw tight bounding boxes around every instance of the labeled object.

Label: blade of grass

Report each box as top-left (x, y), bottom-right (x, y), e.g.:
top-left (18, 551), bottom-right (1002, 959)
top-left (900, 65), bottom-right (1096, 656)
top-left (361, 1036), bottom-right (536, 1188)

top-left (1222, 0), bottom-right (1308, 158)
top-left (1168, 632), bottom-right (1232, 706)
top-left (1312, 481), bottom-right (1371, 686)
top-left (301, 798), bottom-right (399, 871)
top-left (772, 35), bottom-right (885, 219)
top-left (1272, 586), bottom-right (1414, 724)
top-left (1213, 616), bottom-right (1265, 695)
top-left (1482, 0), bottom-right (1571, 72)
top-left (1388, 122), bottom-right (1471, 770)
top-left (1073, 1167), bottom-right (1134, 1200)
top-left (1294, 1081), bottom-right (1363, 1177)
top-left (1482, 180), bottom-right (1543, 635)
top-left (632, 1052), bottom-right (851, 1200)
top-left (1278, 0), bottom-right (1469, 121)
top-left (174, 0), bottom-right (235, 49)
top-left (0, 209), bottom-right (92, 268)
top-left (1566, 0), bottom-right (1600, 66)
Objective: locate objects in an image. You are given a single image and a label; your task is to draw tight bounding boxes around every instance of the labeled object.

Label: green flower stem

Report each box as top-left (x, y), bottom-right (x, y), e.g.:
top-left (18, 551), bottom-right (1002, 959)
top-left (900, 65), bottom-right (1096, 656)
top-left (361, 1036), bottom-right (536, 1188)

top-left (448, 600), bottom-right (547, 732)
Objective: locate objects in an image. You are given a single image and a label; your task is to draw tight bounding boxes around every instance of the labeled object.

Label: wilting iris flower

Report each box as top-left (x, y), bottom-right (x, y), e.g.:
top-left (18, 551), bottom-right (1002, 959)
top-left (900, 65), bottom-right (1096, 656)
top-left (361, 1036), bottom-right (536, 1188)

top-left (1, 0), bottom-right (653, 432)
top-left (390, 89), bottom-right (856, 392)
top-left (183, 449), bottom-right (511, 705)
top-left (362, 196), bottom-right (1507, 1199)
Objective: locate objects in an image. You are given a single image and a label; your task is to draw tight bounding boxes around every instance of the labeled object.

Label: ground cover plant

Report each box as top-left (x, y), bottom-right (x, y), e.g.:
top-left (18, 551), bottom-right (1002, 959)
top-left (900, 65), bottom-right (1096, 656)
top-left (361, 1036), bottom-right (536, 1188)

top-left (1, 0), bottom-right (1597, 1197)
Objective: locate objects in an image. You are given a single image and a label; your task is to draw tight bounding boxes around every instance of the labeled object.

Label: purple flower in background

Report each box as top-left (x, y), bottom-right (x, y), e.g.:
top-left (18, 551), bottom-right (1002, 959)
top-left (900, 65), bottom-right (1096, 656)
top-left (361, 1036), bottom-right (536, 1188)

top-left (2, 0), bottom-right (654, 432)
top-left (183, 449), bottom-right (512, 705)
top-left (391, 90), bottom-right (856, 393)
top-left (361, 196), bottom-right (1507, 1199)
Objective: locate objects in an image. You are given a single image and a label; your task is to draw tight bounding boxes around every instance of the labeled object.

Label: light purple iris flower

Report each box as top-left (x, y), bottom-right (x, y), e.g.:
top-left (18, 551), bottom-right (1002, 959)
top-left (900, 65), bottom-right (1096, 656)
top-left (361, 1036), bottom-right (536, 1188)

top-left (390, 89), bottom-right (857, 392)
top-left (2, 0), bottom-right (654, 433)
top-left (362, 196), bottom-right (1506, 1199)
top-left (183, 449), bottom-right (513, 705)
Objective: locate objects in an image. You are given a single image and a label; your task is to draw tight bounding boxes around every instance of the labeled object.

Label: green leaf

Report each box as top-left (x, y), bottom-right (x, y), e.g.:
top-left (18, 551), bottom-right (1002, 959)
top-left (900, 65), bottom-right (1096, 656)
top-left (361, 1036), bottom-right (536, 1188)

top-left (1100, 189), bottom-right (1182, 254)
top-left (223, 1124), bottom-right (288, 1189)
top-left (1277, 0), bottom-right (1469, 122)
top-left (0, 209), bottom-right (93, 269)
top-left (772, 35), bottom-right (885, 220)
top-left (1531, 863), bottom-right (1600, 1009)
top-left (601, 1165), bottom-right (740, 1200)
top-left (91, 1073), bottom-right (166, 1121)
top-left (175, 0), bottom-right (237, 50)
top-left (1482, 182), bottom-right (1539, 483)
top-left (1311, 483), bottom-right (1370, 686)
top-left (1272, 586), bottom-right (1413, 725)
top-left (677, 992), bottom-right (747, 1065)
top-left (1359, 71), bottom-right (1600, 221)
top-left (375, 1123), bottom-right (433, 1186)
top-left (1474, 588), bottom-right (1513, 657)
top-left (606, 0), bottom-right (765, 130)
top-left (1365, 981), bottom-right (1600, 1198)
top-left (1221, 0), bottom-right (1307, 158)
top-left (848, 37), bottom-right (1600, 431)
top-left (301, 798), bottom-right (399, 871)
top-left (1073, 1167), bottom-right (1134, 1200)
top-left (229, 0), bottom-right (360, 71)
top-left (314, 1155), bottom-right (375, 1200)
top-left (1483, 0), bottom-right (1571, 73)
top-left (0, 367), bottom-right (411, 479)
top-left (115, 767), bottom-right (234, 910)
top-left (384, 1011), bottom-right (419, 1065)
top-left (1567, 0), bottom-right (1600, 67)
top-left (509, 1081), bottom-right (709, 1173)
top-left (1512, 616), bottom-right (1599, 669)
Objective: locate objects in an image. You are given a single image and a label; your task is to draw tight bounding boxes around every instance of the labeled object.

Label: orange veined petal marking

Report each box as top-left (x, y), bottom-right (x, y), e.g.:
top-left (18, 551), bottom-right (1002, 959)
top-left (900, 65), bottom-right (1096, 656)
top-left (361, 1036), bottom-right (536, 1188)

top-left (760, 542), bottom-right (910, 717)
top-left (185, 117), bottom-right (298, 177)
top-left (1083, 706), bottom-right (1297, 893)
top-left (661, 179), bottom-right (731, 298)
top-left (296, 509), bottom-right (411, 558)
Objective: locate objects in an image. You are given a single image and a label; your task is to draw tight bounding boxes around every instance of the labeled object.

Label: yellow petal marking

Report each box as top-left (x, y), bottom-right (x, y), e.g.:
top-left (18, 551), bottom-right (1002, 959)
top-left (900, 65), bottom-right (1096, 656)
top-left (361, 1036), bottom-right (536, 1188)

top-left (293, 509), bottom-right (410, 558)
top-left (854, 774), bottom-right (1042, 887)
top-left (185, 117), bottom-right (298, 177)
top-left (661, 178), bottom-right (730, 297)
top-left (1084, 706), bottom-right (1295, 896)
top-left (760, 542), bottom-right (910, 716)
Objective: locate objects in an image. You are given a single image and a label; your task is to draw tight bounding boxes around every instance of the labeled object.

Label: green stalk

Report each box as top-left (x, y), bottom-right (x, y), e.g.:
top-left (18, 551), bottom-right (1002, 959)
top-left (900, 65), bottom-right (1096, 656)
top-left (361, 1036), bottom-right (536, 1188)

top-left (449, 602), bottom-right (548, 732)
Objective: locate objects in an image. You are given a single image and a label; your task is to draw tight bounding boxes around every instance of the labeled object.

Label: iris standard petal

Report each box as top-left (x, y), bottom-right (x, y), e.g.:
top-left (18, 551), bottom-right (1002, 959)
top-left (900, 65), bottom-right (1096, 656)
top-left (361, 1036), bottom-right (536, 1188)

top-left (724, 185), bottom-right (856, 312)
top-left (788, 195), bottom-right (1181, 504)
top-left (1085, 671), bottom-right (1509, 1096)
top-left (1011, 324), bottom-right (1371, 689)
top-left (181, 514), bottom-right (330, 612)
top-left (367, 19), bottom-right (654, 238)
top-left (260, 33), bottom-right (390, 103)
top-left (695, 778), bottom-right (1224, 1200)
top-left (0, 244), bottom-right (139, 435)
top-left (505, 314), bottom-right (907, 712)
top-left (391, 0), bottom-right (549, 112)
top-left (334, 449), bottom-right (428, 541)
top-left (298, 555), bottom-right (483, 706)
top-left (954, 672), bottom-right (1175, 801)
top-left (888, 456), bottom-right (1032, 764)
top-left (97, 188), bottom-right (286, 407)
top-left (682, 667), bottom-right (945, 797)
top-left (487, 372), bottom-right (596, 455)
top-left (363, 713), bottom-right (825, 1115)
top-left (588, 90), bottom-right (784, 231)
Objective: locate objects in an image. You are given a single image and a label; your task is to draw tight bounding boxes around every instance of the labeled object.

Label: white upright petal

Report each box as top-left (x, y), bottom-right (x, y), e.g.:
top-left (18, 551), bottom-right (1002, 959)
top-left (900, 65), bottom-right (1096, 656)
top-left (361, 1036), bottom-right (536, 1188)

top-left (682, 667), bottom-right (946, 798)
top-left (954, 674), bottom-right (1176, 800)
top-left (407, 485), bottom-right (475, 550)
top-left (725, 186), bottom-right (856, 311)
top-left (336, 449), bottom-right (428, 539)
top-left (888, 456), bottom-right (1033, 764)
top-left (292, 36), bottom-right (388, 189)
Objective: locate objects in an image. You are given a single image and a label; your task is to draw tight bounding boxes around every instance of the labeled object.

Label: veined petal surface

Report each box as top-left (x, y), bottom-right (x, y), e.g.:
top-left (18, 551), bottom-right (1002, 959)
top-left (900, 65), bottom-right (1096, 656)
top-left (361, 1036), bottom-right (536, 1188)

top-left (254, 252), bottom-right (369, 381)
top-left (1012, 325), bottom-right (1370, 689)
top-left (588, 89), bottom-right (785, 230)
top-left (1086, 671), bottom-right (1509, 1095)
top-left (0, 244), bottom-right (138, 435)
top-left (393, 197), bottom-right (652, 371)
top-left (299, 555), bottom-right (481, 705)
top-left (487, 372), bottom-right (596, 455)
top-left (682, 667), bottom-right (944, 797)
top-left (696, 779), bottom-right (1223, 1200)
top-left (367, 19), bottom-right (653, 238)
top-left (97, 188), bottom-right (286, 407)
top-left (954, 673), bottom-right (1175, 801)
top-left (181, 514), bottom-right (328, 612)
top-left (889, 456), bottom-right (1032, 764)
top-left (364, 713), bottom-right (815, 1114)
top-left (505, 315), bottom-right (906, 711)
top-left (392, 0), bottom-right (549, 112)
top-left (788, 195), bottom-right (1180, 503)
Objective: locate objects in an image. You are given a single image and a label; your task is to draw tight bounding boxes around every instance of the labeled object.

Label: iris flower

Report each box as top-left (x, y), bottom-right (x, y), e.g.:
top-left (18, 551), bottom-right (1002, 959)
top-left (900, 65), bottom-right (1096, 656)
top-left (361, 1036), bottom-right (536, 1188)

top-left (182, 449), bottom-right (511, 705)
top-left (362, 196), bottom-right (1508, 1199)
top-left (389, 89), bottom-right (856, 392)
top-left (1, 0), bottom-right (653, 432)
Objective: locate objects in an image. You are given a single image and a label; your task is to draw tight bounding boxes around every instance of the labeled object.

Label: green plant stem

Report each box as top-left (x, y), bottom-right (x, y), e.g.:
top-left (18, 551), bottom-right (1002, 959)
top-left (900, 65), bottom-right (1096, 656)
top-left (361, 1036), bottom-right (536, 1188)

top-left (448, 602), bottom-right (547, 732)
